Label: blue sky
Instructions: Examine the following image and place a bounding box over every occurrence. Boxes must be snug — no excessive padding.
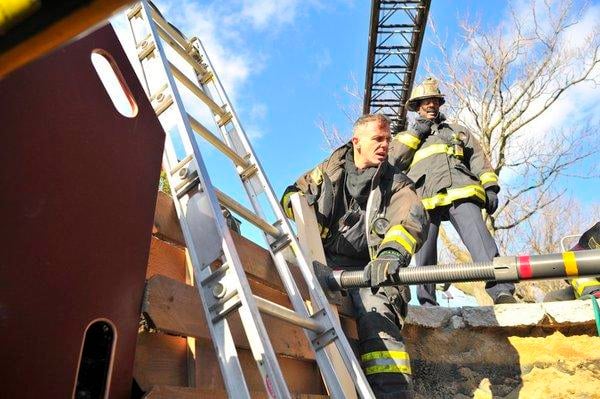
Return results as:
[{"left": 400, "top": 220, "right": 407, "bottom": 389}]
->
[
  {"left": 109, "top": 0, "right": 599, "bottom": 244},
  {"left": 106, "top": 0, "right": 598, "bottom": 307}
]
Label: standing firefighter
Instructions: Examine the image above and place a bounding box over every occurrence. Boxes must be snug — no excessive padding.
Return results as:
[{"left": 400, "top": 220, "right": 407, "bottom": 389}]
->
[
  {"left": 389, "top": 77, "right": 516, "bottom": 305},
  {"left": 281, "top": 114, "right": 428, "bottom": 398}
]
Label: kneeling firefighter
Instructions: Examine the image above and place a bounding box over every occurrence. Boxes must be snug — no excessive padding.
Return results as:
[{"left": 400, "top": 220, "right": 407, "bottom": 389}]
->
[
  {"left": 545, "top": 222, "right": 600, "bottom": 302},
  {"left": 281, "top": 114, "right": 429, "bottom": 398}
]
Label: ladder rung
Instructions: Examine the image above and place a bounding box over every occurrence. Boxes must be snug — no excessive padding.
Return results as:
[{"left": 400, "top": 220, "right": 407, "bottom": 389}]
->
[
  {"left": 170, "top": 63, "right": 228, "bottom": 119},
  {"left": 126, "top": 3, "right": 142, "bottom": 19},
  {"left": 169, "top": 154, "right": 194, "bottom": 175},
  {"left": 149, "top": 4, "right": 190, "bottom": 52},
  {"left": 208, "top": 288, "right": 242, "bottom": 323},
  {"left": 187, "top": 115, "right": 250, "bottom": 168},
  {"left": 155, "top": 25, "right": 211, "bottom": 79},
  {"left": 137, "top": 38, "right": 156, "bottom": 60},
  {"left": 214, "top": 189, "right": 280, "bottom": 238},
  {"left": 254, "top": 296, "right": 324, "bottom": 332},
  {"left": 174, "top": 170, "right": 200, "bottom": 199},
  {"left": 151, "top": 92, "right": 173, "bottom": 116}
]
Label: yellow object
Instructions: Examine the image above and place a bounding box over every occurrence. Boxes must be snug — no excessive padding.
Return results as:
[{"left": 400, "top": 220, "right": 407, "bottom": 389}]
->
[
  {"left": 361, "top": 350, "right": 412, "bottom": 375},
  {"left": 571, "top": 278, "right": 600, "bottom": 298},
  {"left": 393, "top": 133, "right": 421, "bottom": 149},
  {"left": 421, "top": 185, "right": 486, "bottom": 210},
  {"left": 410, "top": 143, "right": 462, "bottom": 167},
  {"left": 0, "top": 0, "right": 41, "bottom": 34},
  {"left": 309, "top": 167, "right": 323, "bottom": 185},
  {"left": 479, "top": 171, "right": 498, "bottom": 185},
  {"left": 381, "top": 225, "right": 417, "bottom": 255},
  {"left": 281, "top": 191, "right": 295, "bottom": 219},
  {"left": 562, "top": 251, "right": 579, "bottom": 277}
]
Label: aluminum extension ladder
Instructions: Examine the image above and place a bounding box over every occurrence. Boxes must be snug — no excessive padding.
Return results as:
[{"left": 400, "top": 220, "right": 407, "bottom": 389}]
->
[{"left": 126, "top": 1, "right": 375, "bottom": 397}]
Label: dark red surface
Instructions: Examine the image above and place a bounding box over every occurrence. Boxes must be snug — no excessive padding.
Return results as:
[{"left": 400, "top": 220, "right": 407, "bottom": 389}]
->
[{"left": 0, "top": 25, "right": 165, "bottom": 398}]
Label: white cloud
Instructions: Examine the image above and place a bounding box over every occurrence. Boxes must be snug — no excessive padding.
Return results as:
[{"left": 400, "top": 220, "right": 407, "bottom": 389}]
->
[
  {"left": 244, "top": 124, "right": 266, "bottom": 140},
  {"left": 154, "top": 0, "right": 252, "bottom": 102},
  {"left": 250, "top": 102, "right": 268, "bottom": 120},
  {"left": 238, "top": 0, "right": 302, "bottom": 30},
  {"left": 315, "top": 48, "right": 332, "bottom": 71}
]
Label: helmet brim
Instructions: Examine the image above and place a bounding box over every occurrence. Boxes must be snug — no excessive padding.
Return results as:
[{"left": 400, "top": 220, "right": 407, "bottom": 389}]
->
[{"left": 406, "top": 95, "right": 445, "bottom": 112}]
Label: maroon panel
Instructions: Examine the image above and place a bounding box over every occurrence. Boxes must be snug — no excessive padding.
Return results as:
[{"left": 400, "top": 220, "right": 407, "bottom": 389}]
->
[{"left": 0, "top": 25, "right": 165, "bottom": 399}]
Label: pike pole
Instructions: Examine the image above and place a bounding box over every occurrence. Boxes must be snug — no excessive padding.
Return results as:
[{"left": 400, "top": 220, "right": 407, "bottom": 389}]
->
[{"left": 325, "top": 249, "right": 600, "bottom": 291}]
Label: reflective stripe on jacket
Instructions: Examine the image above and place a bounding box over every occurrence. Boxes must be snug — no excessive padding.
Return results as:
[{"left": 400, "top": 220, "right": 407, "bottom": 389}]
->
[
  {"left": 389, "top": 121, "right": 499, "bottom": 210},
  {"left": 281, "top": 142, "right": 428, "bottom": 265}
]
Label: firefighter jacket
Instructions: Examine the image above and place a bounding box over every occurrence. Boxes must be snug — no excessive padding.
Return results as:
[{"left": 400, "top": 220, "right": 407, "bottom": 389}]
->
[
  {"left": 281, "top": 142, "right": 428, "bottom": 269},
  {"left": 389, "top": 116, "right": 499, "bottom": 210}
]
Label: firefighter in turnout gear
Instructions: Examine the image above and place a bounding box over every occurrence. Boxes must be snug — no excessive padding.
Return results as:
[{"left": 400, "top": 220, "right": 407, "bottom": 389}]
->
[
  {"left": 282, "top": 114, "right": 428, "bottom": 398},
  {"left": 389, "top": 77, "right": 516, "bottom": 305},
  {"left": 545, "top": 222, "right": 600, "bottom": 302}
]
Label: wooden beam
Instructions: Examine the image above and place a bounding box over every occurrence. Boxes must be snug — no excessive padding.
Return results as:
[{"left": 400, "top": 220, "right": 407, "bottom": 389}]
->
[
  {"left": 153, "top": 191, "right": 186, "bottom": 246},
  {"left": 147, "top": 236, "right": 187, "bottom": 282},
  {"left": 133, "top": 332, "right": 188, "bottom": 392},
  {"left": 192, "top": 340, "right": 326, "bottom": 395},
  {"left": 143, "top": 275, "right": 315, "bottom": 360}
]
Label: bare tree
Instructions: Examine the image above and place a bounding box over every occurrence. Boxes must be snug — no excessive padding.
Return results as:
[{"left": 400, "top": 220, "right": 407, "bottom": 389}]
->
[
  {"left": 316, "top": 72, "right": 364, "bottom": 148},
  {"left": 419, "top": 0, "right": 600, "bottom": 303},
  {"left": 426, "top": 0, "right": 600, "bottom": 234}
]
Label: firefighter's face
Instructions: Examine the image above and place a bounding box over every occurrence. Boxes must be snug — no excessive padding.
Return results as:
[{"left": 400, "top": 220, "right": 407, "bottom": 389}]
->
[
  {"left": 353, "top": 121, "right": 391, "bottom": 168},
  {"left": 417, "top": 97, "right": 441, "bottom": 120}
]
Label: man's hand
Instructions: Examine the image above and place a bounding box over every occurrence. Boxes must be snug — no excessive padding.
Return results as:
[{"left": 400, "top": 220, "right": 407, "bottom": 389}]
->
[
  {"left": 578, "top": 222, "right": 600, "bottom": 250},
  {"left": 412, "top": 116, "right": 434, "bottom": 138},
  {"left": 363, "top": 250, "right": 410, "bottom": 290},
  {"left": 485, "top": 189, "right": 498, "bottom": 214},
  {"left": 364, "top": 258, "right": 401, "bottom": 288}
]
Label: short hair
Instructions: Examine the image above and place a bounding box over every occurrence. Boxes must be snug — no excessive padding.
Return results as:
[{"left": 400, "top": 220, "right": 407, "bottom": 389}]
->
[{"left": 352, "top": 114, "right": 391, "bottom": 136}]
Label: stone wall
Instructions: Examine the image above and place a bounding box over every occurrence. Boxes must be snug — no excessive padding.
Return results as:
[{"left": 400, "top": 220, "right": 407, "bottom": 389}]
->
[{"left": 403, "top": 301, "right": 600, "bottom": 398}]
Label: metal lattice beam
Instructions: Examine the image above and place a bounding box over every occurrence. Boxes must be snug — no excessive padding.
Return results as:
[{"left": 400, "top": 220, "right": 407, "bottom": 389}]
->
[{"left": 363, "top": 0, "right": 431, "bottom": 132}]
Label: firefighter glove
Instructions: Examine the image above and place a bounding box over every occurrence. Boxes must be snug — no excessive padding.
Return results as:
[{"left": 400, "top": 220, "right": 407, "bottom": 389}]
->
[
  {"left": 485, "top": 189, "right": 498, "bottom": 214},
  {"left": 412, "top": 116, "right": 434, "bottom": 138},
  {"left": 364, "top": 249, "right": 410, "bottom": 291},
  {"left": 578, "top": 222, "right": 600, "bottom": 250}
]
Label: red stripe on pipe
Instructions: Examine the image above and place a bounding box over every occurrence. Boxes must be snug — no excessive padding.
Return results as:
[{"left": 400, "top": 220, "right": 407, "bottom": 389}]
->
[{"left": 518, "top": 255, "right": 533, "bottom": 279}]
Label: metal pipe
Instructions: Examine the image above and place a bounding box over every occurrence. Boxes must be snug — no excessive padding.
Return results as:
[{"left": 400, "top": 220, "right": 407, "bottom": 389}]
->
[
  {"left": 254, "top": 296, "right": 324, "bottom": 333},
  {"left": 328, "top": 249, "right": 600, "bottom": 290},
  {"left": 214, "top": 188, "right": 281, "bottom": 238}
]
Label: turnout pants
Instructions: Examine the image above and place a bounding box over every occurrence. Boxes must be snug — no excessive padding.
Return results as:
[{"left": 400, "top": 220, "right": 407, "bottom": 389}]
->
[
  {"left": 348, "top": 286, "right": 412, "bottom": 399},
  {"left": 415, "top": 200, "right": 515, "bottom": 305}
]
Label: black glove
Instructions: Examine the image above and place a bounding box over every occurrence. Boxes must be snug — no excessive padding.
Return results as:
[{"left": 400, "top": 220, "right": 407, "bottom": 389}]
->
[
  {"left": 485, "top": 189, "right": 498, "bottom": 214},
  {"left": 363, "top": 249, "right": 410, "bottom": 290},
  {"left": 578, "top": 222, "right": 600, "bottom": 250},
  {"left": 411, "top": 116, "right": 434, "bottom": 138}
]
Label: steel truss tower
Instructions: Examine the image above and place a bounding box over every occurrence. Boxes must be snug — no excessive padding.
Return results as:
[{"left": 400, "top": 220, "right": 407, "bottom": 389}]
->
[{"left": 363, "top": 0, "right": 431, "bottom": 132}]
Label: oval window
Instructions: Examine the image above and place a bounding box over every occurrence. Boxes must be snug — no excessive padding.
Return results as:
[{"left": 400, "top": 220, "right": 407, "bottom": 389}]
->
[
  {"left": 74, "top": 320, "right": 115, "bottom": 399},
  {"left": 91, "top": 50, "right": 138, "bottom": 118}
]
